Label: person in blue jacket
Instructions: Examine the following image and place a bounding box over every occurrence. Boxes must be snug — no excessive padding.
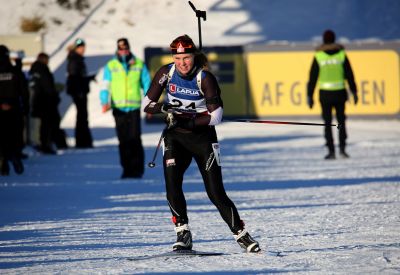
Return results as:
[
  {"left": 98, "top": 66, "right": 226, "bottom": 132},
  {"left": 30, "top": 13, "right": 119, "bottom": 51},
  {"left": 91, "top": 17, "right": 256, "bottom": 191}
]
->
[{"left": 100, "top": 38, "right": 151, "bottom": 178}]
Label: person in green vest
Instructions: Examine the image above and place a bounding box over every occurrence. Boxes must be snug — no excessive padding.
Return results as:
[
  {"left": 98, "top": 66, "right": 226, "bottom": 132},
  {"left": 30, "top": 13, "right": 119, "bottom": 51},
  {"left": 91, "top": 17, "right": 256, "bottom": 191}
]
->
[
  {"left": 307, "top": 29, "right": 358, "bottom": 159},
  {"left": 100, "top": 38, "right": 151, "bottom": 178}
]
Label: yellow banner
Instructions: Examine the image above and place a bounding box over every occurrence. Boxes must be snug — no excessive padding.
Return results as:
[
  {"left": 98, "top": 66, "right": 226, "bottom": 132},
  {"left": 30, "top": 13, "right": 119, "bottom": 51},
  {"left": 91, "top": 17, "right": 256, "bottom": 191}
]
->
[{"left": 247, "top": 50, "right": 400, "bottom": 116}]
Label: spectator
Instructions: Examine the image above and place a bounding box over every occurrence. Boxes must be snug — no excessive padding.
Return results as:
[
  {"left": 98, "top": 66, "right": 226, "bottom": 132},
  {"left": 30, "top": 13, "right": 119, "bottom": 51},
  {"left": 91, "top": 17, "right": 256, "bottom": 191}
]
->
[
  {"left": 11, "top": 50, "right": 29, "bottom": 159},
  {"left": 66, "top": 38, "right": 95, "bottom": 148},
  {"left": 29, "top": 52, "right": 67, "bottom": 154},
  {"left": 100, "top": 38, "right": 151, "bottom": 178},
  {"left": 0, "top": 45, "right": 28, "bottom": 175}
]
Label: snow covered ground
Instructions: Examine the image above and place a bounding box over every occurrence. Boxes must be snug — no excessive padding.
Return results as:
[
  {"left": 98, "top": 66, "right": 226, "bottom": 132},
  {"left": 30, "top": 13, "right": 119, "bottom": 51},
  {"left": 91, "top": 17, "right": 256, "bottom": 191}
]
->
[
  {"left": 1, "top": 0, "right": 400, "bottom": 274},
  {"left": 1, "top": 119, "right": 400, "bottom": 274}
]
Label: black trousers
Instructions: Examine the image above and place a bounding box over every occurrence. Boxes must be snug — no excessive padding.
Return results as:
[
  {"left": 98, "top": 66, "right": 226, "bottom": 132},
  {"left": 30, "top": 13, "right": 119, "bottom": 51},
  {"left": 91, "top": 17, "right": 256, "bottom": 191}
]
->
[
  {"left": 113, "top": 109, "right": 144, "bottom": 177},
  {"left": 39, "top": 105, "right": 62, "bottom": 149},
  {"left": 163, "top": 126, "right": 242, "bottom": 233},
  {"left": 72, "top": 95, "right": 93, "bottom": 148},
  {"left": 0, "top": 109, "right": 21, "bottom": 160},
  {"left": 319, "top": 89, "right": 348, "bottom": 152}
]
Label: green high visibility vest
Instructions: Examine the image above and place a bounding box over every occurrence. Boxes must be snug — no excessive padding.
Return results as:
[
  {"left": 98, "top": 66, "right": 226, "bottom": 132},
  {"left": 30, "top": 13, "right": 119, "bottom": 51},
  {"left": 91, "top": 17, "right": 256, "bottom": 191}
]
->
[
  {"left": 107, "top": 57, "right": 144, "bottom": 109},
  {"left": 315, "top": 50, "right": 346, "bottom": 90}
]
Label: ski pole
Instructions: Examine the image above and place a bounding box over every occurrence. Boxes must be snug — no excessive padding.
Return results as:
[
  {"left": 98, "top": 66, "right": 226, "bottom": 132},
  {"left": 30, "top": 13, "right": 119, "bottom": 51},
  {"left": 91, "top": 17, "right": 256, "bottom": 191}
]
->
[
  {"left": 188, "top": 1, "right": 206, "bottom": 50},
  {"left": 225, "top": 119, "right": 340, "bottom": 128},
  {"left": 148, "top": 127, "right": 167, "bottom": 168}
]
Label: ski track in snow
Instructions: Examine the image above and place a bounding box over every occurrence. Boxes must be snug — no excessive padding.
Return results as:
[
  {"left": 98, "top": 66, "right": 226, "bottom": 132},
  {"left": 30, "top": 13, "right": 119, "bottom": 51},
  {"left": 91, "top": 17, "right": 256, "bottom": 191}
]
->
[{"left": 1, "top": 121, "right": 400, "bottom": 274}]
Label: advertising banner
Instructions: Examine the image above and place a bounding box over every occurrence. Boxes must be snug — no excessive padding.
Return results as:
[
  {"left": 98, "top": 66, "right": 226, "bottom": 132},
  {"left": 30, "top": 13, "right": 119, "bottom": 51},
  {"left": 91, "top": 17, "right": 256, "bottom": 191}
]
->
[{"left": 246, "top": 50, "right": 400, "bottom": 116}]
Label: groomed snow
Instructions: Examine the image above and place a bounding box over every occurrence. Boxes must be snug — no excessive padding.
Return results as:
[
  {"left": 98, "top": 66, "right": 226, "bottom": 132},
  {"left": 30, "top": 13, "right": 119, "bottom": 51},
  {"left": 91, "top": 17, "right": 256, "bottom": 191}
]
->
[{"left": 1, "top": 120, "right": 399, "bottom": 274}]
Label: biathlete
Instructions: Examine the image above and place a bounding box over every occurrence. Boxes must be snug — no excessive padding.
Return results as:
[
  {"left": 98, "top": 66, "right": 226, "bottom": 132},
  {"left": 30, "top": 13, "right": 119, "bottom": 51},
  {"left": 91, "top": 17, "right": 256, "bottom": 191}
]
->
[{"left": 142, "top": 34, "right": 260, "bottom": 253}]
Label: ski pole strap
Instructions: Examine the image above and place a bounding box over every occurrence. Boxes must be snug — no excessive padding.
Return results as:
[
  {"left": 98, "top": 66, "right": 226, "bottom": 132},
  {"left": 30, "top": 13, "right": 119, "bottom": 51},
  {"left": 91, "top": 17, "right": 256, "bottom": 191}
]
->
[{"left": 224, "top": 119, "right": 339, "bottom": 128}]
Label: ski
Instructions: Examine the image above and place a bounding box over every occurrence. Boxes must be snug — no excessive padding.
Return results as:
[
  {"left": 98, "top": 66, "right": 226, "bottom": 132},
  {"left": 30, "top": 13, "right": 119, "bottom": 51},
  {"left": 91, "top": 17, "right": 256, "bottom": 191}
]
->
[
  {"left": 267, "top": 251, "right": 286, "bottom": 257},
  {"left": 127, "top": 249, "right": 225, "bottom": 261}
]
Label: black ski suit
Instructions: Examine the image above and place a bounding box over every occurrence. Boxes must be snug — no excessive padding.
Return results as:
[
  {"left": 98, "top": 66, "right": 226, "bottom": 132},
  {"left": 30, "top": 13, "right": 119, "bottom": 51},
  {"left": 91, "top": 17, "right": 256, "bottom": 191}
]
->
[{"left": 144, "top": 63, "right": 244, "bottom": 233}]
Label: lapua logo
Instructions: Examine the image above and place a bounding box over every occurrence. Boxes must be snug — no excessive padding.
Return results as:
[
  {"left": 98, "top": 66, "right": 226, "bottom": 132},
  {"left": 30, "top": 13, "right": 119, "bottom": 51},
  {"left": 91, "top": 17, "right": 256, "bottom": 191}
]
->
[
  {"left": 169, "top": 84, "right": 177, "bottom": 93},
  {"left": 169, "top": 84, "right": 199, "bottom": 96}
]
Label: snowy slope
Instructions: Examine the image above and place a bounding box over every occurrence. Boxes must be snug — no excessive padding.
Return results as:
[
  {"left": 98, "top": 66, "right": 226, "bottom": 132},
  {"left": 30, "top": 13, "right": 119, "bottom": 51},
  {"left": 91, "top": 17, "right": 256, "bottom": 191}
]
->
[
  {"left": 1, "top": 120, "right": 399, "bottom": 274},
  {"left": 2, "top": 0, "right": 400, "bottom": 128}
]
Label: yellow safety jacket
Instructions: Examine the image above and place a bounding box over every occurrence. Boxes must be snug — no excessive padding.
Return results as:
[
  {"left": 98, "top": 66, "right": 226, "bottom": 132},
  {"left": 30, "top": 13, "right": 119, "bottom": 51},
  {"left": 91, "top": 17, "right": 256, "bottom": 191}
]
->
[
  {"left": 315, "top": 50, "right": 346, "bottom": 90},
  {"left": 106, "top": 58, "right": 144, "bottom": 109}
]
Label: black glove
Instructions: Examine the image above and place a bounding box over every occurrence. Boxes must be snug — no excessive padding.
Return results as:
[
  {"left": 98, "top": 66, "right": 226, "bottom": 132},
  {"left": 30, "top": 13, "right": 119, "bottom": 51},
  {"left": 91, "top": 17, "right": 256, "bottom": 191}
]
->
[
  {"left": 157, "top": 101, "right": 182, "bottom": 114},
  {"left": 307, "top": 96, "right": 314, "bottom": 109},
  {"left": 353, "top": 93, "right": 358, "bottom": 105},
  {"left": 165, "top": 113, "right": 195, "bottom": 130},
  {"left": 161, "top": 103, "right": 175, "bottom": 114}
]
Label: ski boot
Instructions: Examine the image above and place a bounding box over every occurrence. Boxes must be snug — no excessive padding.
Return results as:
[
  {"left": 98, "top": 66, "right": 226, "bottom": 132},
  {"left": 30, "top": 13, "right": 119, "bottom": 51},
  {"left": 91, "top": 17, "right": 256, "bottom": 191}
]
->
[
  {"left": 173, "top": 223, "right": 192, "bottom": 251},
  {"left": 10, "top": 156, "right": 24, "bottom": 174},
  {"left": 324, "top": 151, "right": 336, "bottom": 160},
  {"left": 339, "top": 148, "right": 350, "bottom": 159},
  {"left": 234, "top": 229, "right": 261, "bottom": 253},
  {"left": 0, "top": 158, "right": 9, "bottom": 176}
]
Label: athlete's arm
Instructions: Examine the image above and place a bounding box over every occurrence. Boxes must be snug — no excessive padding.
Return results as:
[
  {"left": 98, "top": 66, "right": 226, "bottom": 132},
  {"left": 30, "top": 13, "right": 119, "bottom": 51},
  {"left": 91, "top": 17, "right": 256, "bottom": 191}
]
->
[
  {"left": 142, "top": 65, "right": 170, "bottom": 114},
  {"left": 194, "top": 71, "right": 224, "bottom": 126}
]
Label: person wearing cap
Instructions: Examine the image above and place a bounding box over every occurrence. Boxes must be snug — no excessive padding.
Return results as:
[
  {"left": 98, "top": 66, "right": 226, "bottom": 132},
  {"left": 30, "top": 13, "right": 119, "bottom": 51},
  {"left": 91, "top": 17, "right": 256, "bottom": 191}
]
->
[
  {"left": 100, "top": 38, "right": 151, "bottom": 178},
  {"left": 142, "top": 34, "right": 261, "bottom": 253},
  {"left": 307, "top": 29, "right": 358, "bottom": 159},
  {"left": 0, "top": 45, "right": 28, "bottom": 175},
  {"left": 66, "top": 38, "right": 95, "bottom": 148}
]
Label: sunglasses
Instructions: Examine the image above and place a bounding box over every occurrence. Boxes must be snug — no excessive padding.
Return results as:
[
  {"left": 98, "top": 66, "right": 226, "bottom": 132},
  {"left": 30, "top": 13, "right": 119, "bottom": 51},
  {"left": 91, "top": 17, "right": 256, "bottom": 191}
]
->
[{"left": 170, "top": 42, "right": 195, "bottom": 54}]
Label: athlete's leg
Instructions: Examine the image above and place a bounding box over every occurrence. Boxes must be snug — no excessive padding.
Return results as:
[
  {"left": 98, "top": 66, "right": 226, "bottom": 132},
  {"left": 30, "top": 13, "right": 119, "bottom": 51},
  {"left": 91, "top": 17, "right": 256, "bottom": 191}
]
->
[
  {"left": 191, "top": 130, "right": 242, "bottom": 233},
  {"left": 192, "top": 130, "right": 260, "bottom": 252},
  {"left": 163, "top": 131, "right": 192, "bottom": 224}
]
